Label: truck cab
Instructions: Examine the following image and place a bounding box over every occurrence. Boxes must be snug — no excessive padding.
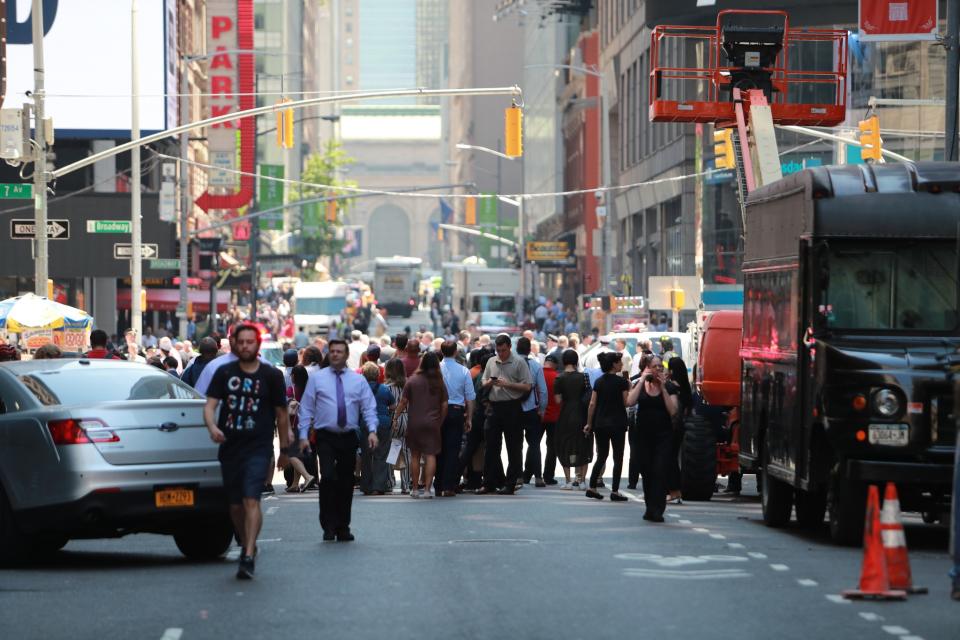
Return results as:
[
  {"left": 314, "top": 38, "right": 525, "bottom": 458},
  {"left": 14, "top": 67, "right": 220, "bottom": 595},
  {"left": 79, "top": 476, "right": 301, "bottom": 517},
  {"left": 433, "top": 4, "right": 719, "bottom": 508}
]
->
[{"left": 738, "top": 162, "right": 957, "bottom": 543}]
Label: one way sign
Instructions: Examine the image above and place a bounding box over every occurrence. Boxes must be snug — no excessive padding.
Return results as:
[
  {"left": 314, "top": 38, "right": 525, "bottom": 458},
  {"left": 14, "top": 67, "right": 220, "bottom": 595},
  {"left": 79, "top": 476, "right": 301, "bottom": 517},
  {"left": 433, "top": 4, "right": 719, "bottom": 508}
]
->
[
  {"left": 114, "top": 243, "right": 159, "bottom": 260},
  {"left": 10, "top": 219, "right": 70, "bottom": 240}
]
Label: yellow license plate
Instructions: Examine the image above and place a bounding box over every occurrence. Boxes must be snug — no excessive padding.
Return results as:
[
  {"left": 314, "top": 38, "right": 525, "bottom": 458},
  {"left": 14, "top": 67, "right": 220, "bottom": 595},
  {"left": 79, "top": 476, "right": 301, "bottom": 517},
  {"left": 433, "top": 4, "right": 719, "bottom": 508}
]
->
[{"left": 155, "top": 488, "right": 195, "bottom": 508}]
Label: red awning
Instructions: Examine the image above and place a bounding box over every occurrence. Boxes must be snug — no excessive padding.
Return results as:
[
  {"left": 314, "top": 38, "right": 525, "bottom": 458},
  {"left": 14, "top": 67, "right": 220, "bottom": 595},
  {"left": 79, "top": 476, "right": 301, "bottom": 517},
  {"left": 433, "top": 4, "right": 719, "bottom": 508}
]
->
[{"left": 117, "top": 289, "right": 231, "bottom": 313}]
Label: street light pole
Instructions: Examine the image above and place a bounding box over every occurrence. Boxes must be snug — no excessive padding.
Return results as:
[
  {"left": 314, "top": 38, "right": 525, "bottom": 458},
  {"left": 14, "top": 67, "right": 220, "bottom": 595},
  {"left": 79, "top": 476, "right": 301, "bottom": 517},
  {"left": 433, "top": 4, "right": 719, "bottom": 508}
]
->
[
  {"left": 130, "top": 0, "right": 143, "bottom": 340},
  {"left": 31, "top": 0, "right": 48, "bottom": 297},
  {"left": 178, "top": 57, "right": 191, "bottom": 340}
]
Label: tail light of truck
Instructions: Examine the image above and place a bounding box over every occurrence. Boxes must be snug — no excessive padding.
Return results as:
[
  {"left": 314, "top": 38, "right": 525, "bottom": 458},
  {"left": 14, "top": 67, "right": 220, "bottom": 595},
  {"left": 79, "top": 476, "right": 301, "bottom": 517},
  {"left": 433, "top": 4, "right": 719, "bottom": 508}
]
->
[{"left": 47, "top": 419, "right": 119, "bottom": 445}]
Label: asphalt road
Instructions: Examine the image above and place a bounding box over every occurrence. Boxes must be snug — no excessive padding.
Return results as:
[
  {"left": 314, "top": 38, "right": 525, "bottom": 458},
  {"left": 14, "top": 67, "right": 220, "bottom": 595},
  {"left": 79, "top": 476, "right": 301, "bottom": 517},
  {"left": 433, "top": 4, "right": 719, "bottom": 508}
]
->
[{"left": 1, "top": 471, "right": 956, "bottom": 640}]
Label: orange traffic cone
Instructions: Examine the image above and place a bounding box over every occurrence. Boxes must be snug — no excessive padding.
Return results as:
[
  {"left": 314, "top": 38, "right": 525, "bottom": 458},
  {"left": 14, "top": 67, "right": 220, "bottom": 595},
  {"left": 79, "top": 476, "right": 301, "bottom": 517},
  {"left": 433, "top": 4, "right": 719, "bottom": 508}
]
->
[
  {"left": 879, "top": 482, "right": 928, "bottom": 595},
  {"left": 843, "top": 484, "right": 907, "bottom": 600}
]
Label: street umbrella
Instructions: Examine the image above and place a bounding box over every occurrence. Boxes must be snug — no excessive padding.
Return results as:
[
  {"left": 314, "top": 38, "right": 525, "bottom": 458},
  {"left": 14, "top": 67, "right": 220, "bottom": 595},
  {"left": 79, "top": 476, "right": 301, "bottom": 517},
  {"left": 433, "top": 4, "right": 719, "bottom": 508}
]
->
[{"left": 0, "top": 293, "right": 93, "bottom": 332}]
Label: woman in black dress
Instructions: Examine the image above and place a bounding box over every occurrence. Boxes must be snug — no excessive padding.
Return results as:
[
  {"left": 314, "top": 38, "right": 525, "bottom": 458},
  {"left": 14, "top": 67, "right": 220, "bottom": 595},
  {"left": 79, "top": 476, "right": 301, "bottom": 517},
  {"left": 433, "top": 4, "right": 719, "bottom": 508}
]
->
[
  {"left": 553, "top": 349, "right": 593, "bottom": 489},
  {"left": 629, "top": 354, "right": 679, "bottom": 522},
  {"left": 583, "top": 351, "right": 630, "bottom": 502}
]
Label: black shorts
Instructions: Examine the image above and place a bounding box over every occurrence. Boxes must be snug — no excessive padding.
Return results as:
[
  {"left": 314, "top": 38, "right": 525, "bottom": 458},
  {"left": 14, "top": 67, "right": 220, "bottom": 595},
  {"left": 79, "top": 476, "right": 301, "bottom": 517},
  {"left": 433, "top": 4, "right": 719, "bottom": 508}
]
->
[{"left": 220, "top": 449, "right": 272, "bottom": 505}]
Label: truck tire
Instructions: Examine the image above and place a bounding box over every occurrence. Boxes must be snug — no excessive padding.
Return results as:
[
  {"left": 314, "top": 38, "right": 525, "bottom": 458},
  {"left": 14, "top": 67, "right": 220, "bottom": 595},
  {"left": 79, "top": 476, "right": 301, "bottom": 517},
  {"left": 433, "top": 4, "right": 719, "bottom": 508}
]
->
[
  {"left": 680, "top": 414, "right": 717, "bottom": 501},
  {"left": 828, "top": 474, "right": 865, "bottom": 546},
  {"left": 760, "top": 442, "right": 793, "bottom": 527},
  {"left": 174, "top": 518, "right": 235, "bottom": 561},
  {"left": 0, "top": 484, "right": 34, "bottom": 566},
  {"left": 794, "top": 488, "right": 827, "bottom": 529}
]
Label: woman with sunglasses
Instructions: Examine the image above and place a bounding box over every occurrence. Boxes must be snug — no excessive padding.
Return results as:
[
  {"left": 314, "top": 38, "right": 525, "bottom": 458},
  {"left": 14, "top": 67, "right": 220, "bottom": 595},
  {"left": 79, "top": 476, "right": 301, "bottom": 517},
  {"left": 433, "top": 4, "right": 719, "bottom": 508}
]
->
[{"left": 628, "top": 354, "right": 678, "bottom": 522}]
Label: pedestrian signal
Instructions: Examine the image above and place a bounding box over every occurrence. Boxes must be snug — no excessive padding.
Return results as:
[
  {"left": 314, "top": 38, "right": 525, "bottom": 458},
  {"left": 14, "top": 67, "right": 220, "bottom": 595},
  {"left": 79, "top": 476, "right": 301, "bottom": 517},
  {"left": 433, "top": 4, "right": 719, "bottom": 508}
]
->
[
  {"left": 713, "top": 128, "right": 735, "bottom": 170},
  {"left": 858, "top": 115, "right": 882, "bottom": 162},
  {"left": 326, "top": 198, "right": 337, "bottom": 223},
  {"left": 276, "top": 98, "right": 294, "bottom": 149},
  {"left": 505, "top": 105, "right": 523, "bottom": 158}
]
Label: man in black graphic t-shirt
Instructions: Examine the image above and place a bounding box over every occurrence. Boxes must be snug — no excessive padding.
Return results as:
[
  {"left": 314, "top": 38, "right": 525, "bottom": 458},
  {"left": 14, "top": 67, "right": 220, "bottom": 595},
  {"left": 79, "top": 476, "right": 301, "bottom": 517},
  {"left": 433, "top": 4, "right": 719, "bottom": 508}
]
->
[{"left": 205, "top": 324, "right": 288, "bottom": 580}]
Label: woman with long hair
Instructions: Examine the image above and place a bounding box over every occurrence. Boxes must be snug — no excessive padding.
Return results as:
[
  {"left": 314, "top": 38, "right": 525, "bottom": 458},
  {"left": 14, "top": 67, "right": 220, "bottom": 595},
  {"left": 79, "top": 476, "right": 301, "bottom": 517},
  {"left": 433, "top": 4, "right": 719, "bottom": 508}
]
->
[
  {"left": 383, "top": 358, "right": 410, "bottom": 493},
  {"left": 629, "top": 354, "right": 679, "bottom": 522},
  {"left": 583, "top": 351, "right": 630, "bottom": 501},
  {"left": 393, "top": 351, "right": 448, "bottom": 498},
  {"left": 553, "top": 349, "right": 593, "bottom": 489},
  {"left": 282, "top": 365, "right": 317, "bottom": 493},
  {"left": 665, "top": 357, "right": 693, "bottom": 504}
]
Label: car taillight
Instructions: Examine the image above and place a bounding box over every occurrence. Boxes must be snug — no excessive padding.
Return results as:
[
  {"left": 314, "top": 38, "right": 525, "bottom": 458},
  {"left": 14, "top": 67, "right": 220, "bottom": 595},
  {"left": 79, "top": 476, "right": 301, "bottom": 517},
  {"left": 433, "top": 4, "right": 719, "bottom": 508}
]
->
[{"left": 47, "top": 419, "right": 119, "bottom": 445}]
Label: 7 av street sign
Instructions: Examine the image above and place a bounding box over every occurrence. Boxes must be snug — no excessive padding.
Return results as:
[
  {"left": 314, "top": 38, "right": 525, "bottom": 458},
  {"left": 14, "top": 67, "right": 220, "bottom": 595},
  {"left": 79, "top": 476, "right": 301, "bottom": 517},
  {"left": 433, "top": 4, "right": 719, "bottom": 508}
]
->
[
  {"left": 10, "top": 219, "right": 70, "bottom": 240},
  {"left": 113, "top": 243, "right": 159, "bottom": 260}
]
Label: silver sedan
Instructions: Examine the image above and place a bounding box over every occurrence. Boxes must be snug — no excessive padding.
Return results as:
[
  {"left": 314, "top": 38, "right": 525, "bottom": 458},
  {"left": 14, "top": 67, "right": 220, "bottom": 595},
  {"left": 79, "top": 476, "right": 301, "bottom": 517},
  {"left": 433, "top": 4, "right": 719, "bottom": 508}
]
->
[{"left": 0, "top": 358, "right": 234, "bottom": 564}]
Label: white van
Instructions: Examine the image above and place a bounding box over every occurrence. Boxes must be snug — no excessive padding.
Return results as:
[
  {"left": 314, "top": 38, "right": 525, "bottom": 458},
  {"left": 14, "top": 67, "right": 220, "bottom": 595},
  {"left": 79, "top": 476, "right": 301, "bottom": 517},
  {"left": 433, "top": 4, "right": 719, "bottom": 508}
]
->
[{"left": 293, "top": 281, "right": 349, "bottom": 335}]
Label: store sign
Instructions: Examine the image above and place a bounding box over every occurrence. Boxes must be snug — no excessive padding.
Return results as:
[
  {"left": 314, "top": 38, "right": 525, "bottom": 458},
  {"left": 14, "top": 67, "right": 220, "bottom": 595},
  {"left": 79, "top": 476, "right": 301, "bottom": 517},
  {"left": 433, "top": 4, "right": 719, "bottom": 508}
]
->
[
  {"left": 526, "top": 240, "right": 575, "bottom": 267},
  {"left": 5, "top": 0, "right": 170, "bottom": 135},
  {"left": 859, "top": 0, "right": 938, "bottom": 41},
  {"left": 207, "top": 0, "right": 240, "bottom": 129}
]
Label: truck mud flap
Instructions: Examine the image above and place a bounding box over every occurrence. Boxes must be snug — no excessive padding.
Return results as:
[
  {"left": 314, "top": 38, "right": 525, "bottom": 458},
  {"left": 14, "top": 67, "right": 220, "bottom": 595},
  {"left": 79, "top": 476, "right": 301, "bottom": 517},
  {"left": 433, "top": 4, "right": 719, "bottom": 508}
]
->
[{"left": 846, "top": 460, "right": 953, "bottom": 484}]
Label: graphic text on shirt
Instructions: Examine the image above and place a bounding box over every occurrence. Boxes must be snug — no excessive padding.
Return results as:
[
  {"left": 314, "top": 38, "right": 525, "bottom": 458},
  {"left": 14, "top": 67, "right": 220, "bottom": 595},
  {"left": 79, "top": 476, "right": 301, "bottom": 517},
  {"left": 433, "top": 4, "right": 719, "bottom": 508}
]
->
[{"left": 225, "top": 375, "right": 262, "bottom": 431}]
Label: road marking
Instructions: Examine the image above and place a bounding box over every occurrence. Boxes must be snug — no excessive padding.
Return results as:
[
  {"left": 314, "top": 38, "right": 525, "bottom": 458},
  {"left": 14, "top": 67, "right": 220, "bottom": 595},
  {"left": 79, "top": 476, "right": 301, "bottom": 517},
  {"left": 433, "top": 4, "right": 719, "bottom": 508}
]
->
[
  {"left": 901, "top": 636, "right": 925, "bottom": 640},
  {"left": 266, "top": 506, "right": 279, "bottom": 516},
  {"left": 882, "top": 627, "right": 911, "bottom": 636},
  {"left": 618, "top": 489, "right": 644, "bottom": 503},
  {"left": 616, "top": 553, "right": 748, "bottom": 567},
  {"left": 160, "top": 629, "right": 183, "bottom": 640},
  {"left": 770, "top": 564, "right": 790, "bottom": 572},
  {"left": 797, "top": 579, "right": 818, "bottom": 587},
  {"left": 226, "top": 549, "right": 241, "bottom": 560},
  {"left": 623, "top": 568, "right": 751, "bottom": 580},
  {"left": 678, "top": 519, "right": 692, "bottom": 525},
  {"left": 727, "top": 542, "right": 745, "bottom": 549},
  {"left": 825, "top": 594, "right": 851, "bottom": 604},
  {"left": 666, "top": 513, "right": 680, "bottom": 518},
  {"left": 709, "top": 533, "right": 726, "bottom": 540},
  {"left": 693, "top": 527, "right": 710, "bottom": 533},
  {"left": 259, "top": 538, "right": 282, "bottom": 543},
  {"left": 859, "top": 612, "right": 883, "bottom": 622},
  {"left": 748, "top": 552, "right": 767, "bottom": 559}
]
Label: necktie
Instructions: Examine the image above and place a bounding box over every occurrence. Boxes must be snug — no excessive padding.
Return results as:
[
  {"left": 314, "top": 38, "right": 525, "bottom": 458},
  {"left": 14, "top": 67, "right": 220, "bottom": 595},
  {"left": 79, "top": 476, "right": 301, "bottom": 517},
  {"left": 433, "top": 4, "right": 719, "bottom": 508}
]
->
[{"left": 335, "top": 370, "right": 347, "bottom": 429}]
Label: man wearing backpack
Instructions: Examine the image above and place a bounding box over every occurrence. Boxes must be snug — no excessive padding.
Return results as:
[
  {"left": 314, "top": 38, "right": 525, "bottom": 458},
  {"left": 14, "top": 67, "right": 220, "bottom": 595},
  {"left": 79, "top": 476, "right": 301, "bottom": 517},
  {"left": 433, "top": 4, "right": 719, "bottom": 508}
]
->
[{"left": 517, "top": 337, "right": 548, "bottom": 488}]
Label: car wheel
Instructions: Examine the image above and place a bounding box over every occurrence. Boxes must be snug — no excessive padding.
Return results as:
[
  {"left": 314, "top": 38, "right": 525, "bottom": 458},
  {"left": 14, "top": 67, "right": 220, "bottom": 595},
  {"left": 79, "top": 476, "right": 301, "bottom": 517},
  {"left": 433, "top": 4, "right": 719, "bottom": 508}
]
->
[
  {"left": 174, "top": 518, "right": 234, "bottom": 560},
  {"left": 760, "top": 441, "right": 793, "bottom": 527},
  {"left": 0, "top": 485, "right": 34, "bottom": 566},
  {"left": 680, "top": 414, "right": 717, "bottom": 501},
  {"left": 794, "top": 488, "right": 827, "bottom": 529}
]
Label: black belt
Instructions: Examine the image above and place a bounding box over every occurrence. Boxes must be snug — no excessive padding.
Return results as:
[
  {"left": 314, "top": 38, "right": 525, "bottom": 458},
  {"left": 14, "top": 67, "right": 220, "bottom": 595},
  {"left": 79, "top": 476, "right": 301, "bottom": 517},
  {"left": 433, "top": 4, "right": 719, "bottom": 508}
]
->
[{"left": 448, "top": 404, "right": 465, "bottom": 410}]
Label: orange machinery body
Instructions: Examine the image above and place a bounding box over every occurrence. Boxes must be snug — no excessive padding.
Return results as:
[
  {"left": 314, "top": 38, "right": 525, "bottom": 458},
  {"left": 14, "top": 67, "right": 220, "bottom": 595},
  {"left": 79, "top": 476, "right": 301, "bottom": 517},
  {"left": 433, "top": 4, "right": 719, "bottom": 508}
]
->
[{"left": 697, "top": 309, "right": 744, "bottom": 476}]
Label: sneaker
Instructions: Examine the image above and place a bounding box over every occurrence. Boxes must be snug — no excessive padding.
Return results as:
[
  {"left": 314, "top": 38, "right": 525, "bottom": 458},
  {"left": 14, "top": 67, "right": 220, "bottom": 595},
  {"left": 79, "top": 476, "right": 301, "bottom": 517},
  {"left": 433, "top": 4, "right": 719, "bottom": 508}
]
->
[
  {"left": 236, "top": 555, "right": 255, "bottom": 580},
  {"left": 410, "top": 490, "right": 419, "bottom": 499},
  {"left": 571, "top": 480, "right": 580, "bottom": 490},
  {"left": 261, "top": 484, "right": 275, "bottom": 496},
  {"left": 667, "top": 496, "right": 683, "bottom": 505},
  {"left": 422, "top": 490, "right": 434, "bottom": 499},
  {"left": 559, "top": 481, "right": 573, "bottom": 490}
]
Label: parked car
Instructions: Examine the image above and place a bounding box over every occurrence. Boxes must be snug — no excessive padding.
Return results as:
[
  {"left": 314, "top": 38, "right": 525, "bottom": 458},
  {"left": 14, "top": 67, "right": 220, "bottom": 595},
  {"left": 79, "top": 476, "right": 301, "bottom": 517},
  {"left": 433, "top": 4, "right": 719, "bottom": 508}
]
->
[{"left": 0, "top": 358, "right": 233, "bottom": 564}]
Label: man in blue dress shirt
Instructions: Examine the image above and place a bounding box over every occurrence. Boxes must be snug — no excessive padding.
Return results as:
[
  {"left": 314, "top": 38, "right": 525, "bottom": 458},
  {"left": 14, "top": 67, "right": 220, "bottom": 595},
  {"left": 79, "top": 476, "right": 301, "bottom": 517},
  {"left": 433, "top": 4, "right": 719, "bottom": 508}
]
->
[
  {"left": 298, "top": 339, "right": 379, "bottom": 542},
  {"left": 437, "top": 341, "right": 476, "bottom": 496}
]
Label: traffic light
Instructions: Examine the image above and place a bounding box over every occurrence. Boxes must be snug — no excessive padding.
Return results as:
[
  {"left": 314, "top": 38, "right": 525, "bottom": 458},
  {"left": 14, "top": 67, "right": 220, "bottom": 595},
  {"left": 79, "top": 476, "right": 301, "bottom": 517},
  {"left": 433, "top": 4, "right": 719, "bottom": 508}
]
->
[
  {"left": 140, "top": 288, "right": 148, "bottom": 311},
  {"left": 670, "top": 289, "right": 685, "bottom": 310},
  {"left": 276, "top": 98, "right": 294, "bottom": 149},
  {"left": 713, "top": 128, "right": 735, "bottom": 170},
  {"left": 858, "top": 115, "right": 882, "bottom": 162},
  {"left": 465, "top": 197, "right": 477, "bottom": 225},
  {"left": 46, "top": 279, "right": 53, "bottom": 300},
  {"left": 505, "top": 105, "right": 523, "bottom": 157},
  {"left": 326, "top": 197, "right": 337, "bottom": 223}
]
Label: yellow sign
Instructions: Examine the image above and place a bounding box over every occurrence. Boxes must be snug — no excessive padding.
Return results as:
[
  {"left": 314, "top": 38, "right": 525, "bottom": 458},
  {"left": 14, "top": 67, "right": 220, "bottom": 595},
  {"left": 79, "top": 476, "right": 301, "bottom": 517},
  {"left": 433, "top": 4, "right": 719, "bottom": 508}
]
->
[{"left": 526, "top": 241, "right": 574, "bottom": 265}]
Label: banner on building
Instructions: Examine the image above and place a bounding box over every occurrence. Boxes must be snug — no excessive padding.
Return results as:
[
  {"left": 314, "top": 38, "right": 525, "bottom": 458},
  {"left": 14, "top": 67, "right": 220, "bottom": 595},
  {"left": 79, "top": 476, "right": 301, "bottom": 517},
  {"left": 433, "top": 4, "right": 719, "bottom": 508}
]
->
[
  {"left": 525, "top": 240, "right": 575, "bottom": 267},
  {"left": 258, "top": 164, "right": 285, "bottom": 230},
  {"left": 859, "top": 0, "right": 938, "bottom": 41}
]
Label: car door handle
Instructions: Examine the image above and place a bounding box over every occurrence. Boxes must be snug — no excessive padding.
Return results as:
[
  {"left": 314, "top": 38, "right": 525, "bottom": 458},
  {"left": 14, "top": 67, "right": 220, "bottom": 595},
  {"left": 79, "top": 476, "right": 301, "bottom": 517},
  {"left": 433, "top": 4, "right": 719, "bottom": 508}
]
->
[{"left": 159, "top": 422, "right": 180, "bottom": 432}]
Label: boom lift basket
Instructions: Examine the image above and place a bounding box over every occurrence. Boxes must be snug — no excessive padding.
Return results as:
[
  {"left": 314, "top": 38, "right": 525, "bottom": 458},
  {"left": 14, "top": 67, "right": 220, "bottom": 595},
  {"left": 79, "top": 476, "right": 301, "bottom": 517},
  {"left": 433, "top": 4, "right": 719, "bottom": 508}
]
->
[{"left": 649, "top": 10, "right": 847, "bottom": 127}]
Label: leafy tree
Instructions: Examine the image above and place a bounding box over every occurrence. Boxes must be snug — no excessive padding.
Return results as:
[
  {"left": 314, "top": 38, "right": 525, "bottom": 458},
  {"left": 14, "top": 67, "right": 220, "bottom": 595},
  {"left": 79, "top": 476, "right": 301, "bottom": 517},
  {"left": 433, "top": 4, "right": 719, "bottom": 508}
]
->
[{"left": 291, "top": 140, "right": 357, "bottom": 263}]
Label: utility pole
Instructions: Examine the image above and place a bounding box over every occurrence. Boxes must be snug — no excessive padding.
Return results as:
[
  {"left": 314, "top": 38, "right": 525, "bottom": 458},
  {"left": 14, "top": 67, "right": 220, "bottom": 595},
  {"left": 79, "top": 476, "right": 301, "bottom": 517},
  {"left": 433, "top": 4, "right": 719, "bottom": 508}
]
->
[
  {"left": 947, "top": 0, "right": 960, "bottom": 161},
  {"left": 178, "top": 57, "right": 191, "bottom": 339},
  {"left": 31, "top": 0, "right": 47, "bottom": 297},
  {"left": 130, "top": 0, "right": 143, "bottom": 339}
]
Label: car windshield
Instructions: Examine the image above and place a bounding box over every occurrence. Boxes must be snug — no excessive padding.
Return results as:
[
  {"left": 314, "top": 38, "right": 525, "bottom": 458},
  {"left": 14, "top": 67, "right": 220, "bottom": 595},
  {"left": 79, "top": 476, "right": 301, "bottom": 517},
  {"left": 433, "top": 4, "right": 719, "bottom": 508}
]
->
[
  {"left": 295, "top": 297, "right": 344, "bottom": 315},
  {"left": 478, "top": 311, "right": 516, "bottom": 326},
  {"left": 825, "top": 241, "right": 958, "bottom": 331},
  {"left": 472, "top": 296, "right": 516, "bottom": 313},
  {"left": 260, "top": 346, "right": 283, "bottom": 367},
  {"left": 19, "top": 368, "right": 202, "bottom": 406}
]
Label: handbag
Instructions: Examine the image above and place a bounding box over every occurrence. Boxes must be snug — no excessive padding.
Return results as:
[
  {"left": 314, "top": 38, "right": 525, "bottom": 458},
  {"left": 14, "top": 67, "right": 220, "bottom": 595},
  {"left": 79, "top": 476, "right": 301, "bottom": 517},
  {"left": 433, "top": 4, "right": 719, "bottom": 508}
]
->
[{"left": 388, "top": 384, "right": 408, "bottom": 439}]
